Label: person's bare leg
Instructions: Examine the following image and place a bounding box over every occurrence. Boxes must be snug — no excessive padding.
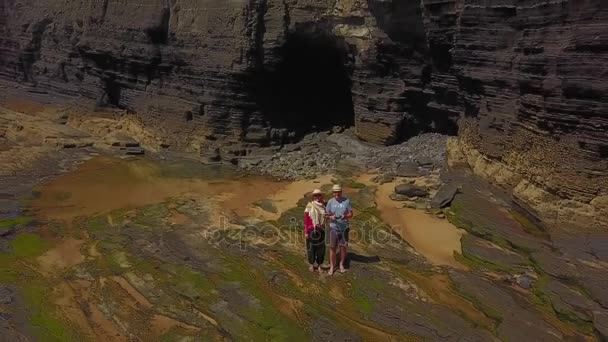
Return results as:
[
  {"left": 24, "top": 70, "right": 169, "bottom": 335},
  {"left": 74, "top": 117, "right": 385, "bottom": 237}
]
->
[
  {"left": 339, "top": 246, "right": 347, "bottom": 272},
  {"left": 329, "top": 247, "right": 336, "bottom": 275}
]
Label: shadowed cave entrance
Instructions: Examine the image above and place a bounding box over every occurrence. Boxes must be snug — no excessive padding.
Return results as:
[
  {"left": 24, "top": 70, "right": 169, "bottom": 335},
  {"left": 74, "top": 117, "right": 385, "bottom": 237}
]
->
[{"left": 255, "top": 28, "right": 355, "bottom": 136}]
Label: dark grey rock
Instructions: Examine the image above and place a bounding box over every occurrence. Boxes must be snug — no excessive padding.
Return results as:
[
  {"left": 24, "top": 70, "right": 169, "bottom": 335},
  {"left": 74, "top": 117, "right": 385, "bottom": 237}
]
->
[
  {"left": 416, "top": 156, "right": 435, "bottom": 168},
  {"left": 516, "top": 275, "right": 533, "bottom": 289},
  {"left": 461, "top": 234, "right": 528, "bottom": 268},
  {"left": 593, "top": 310, "right": 608, "bottom": 340},
  {"left": 450, "top": 271, "right": 563, "bottom": 342},
  {"left": 430, "top": 184, "right": 459, "bottom": 209},
  {"left": 0, "top": 287, "right": 14, "bottom": 305},
  {"left": 545, "top": 280, "right": 595, "bottom": 322},
  {"left": 531, "top": 251, "right": 579, "bottom": 280},
  {"left": 394, "top": 184, "right": 428, "bottom": 198},
  {"left": 396, "top": 162, "right": 420, "bottom": 177},
  {"left": 311, "top": 319, "right": 362, "bottom": 342},
  {"left": 389, "top": 193, "right": 410, "bottom": 201},
  {"left": 125, "top": 147, "right": 145, "bottom": 155},
  {"left": 281, "top": 143, "right": 302, "bottom": 153},
  {"left": 372, "top": 172, "right": 396, "bottom": 184},
  {"left": 331, "top": 126, "right": 345, "bottom": 134}
]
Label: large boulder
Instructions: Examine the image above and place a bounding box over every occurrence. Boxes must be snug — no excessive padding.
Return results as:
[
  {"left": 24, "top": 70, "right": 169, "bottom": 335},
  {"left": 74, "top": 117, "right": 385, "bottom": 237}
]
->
[
  {"left": 430, "top": 184, "right": 459, "bottom": 208},
  {"left": 394, "top": 184, "right": 428, "bottom": 198},
  {"left": 396, "top": 162, "right": 420, "bottom": 177}
]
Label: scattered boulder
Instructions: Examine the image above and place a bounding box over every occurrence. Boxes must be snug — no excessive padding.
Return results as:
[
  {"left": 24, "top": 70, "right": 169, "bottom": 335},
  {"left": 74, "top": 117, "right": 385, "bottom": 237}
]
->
[
  {"left": 396, "top": 162, "right": 420, "bottom": 177},
  {"left": 238, "top": 157, "right": 265, "bottom": 168},
  {"left": 125, "top": 147, "right": 145, "bottom": 155},
  {"left": 402, "top": 201, "right": 417, "bottom": 209},
  {"left": 416, "top": 156, "right": 435, "bottom": 168},
  {"left": 331, "top": 126, "right": 345, "bottom": 134},
  {"left": 394, "top": 184, "right": 428, "bottom": 198},
  {"left": 203, "top": 147, "right": 221, "bottom": 163},
  {"left": 513, "top": 274, "right": 534, "bottom": 289},
  {"left": 0, "top": 287, "right": 13, "bottom": 305},
  {"left": 430, "top": 184, "right": 459, "bottom": 209},
  {"left": 108, "top": 133, "right": 139, "bottom": 148},
  {"left": 54, "top": 112, "right": 69, "bottom": 125},
  {"left": 372, "top": 172, "right": 396, "bottom": 184},
  {"left": 389, "top": 193, "right": 410, "bottom": 201}
]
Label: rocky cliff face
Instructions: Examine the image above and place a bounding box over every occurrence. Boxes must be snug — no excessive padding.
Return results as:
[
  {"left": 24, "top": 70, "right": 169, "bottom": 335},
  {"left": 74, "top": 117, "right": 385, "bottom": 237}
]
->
[{"left": 1, "top": 0, "right": 607, "bottom": 228}]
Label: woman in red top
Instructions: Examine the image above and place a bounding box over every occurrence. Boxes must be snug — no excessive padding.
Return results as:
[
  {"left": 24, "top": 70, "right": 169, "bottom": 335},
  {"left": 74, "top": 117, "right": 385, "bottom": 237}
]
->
[{"left": 304, "top": 189, "right": 327, "bottom": 272}]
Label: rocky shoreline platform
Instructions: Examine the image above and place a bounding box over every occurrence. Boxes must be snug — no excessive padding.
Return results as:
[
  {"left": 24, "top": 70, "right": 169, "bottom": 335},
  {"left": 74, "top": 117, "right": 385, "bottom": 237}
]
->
[{"left": 1, "top": 104, "right": 608, "bottom": 341}]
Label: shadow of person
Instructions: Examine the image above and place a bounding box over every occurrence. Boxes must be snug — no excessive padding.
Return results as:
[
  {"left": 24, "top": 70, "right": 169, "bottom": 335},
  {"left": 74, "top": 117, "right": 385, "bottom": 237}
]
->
[{"left": 343, "top": 253, "right": 381, "bottom": 268}]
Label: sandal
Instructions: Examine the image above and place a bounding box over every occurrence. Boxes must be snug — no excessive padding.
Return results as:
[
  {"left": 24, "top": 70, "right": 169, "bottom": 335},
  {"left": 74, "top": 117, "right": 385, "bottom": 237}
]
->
[
  {"left": 339, "top": 265, "right": 346, "bottom": 273},
  {"left": 309, "top": 265, "right": 315, "bottom": 272},
  {"left": 328, "top": 268, "right": 334, "bottom": 276}
]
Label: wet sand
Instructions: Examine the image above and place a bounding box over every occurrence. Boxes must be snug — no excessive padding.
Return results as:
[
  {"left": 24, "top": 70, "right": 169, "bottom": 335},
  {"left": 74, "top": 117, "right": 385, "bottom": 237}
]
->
[
  {"left": 358, "top": 175, "right": 466, "bottom": 268},
  {"left": 31, "top": 157, "right": 285, "bottom": 221},
  {"left": 32, "top": 157, "right": 463, "bottom": 269},
  {"left": 251, "top": 175, "right": 334, "bottom": 220}
]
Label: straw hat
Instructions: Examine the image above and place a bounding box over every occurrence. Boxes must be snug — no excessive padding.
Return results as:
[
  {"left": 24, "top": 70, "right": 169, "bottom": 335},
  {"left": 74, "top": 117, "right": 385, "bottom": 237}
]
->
[
  {"left": 332, "top": 184, "right": 342, "bottom": 192},
  {"left": 312, "top": 189, "right": 323, "bottom": 195}
]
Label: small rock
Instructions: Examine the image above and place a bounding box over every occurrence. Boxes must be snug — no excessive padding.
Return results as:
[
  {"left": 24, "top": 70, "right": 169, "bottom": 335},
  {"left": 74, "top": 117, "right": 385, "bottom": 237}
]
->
[
  {"left": 331, "top": 126, "right": 345, "bottom": 134},
  {"left": 394, "top": 184, "right": 428, "bottom": 198},
  {"left": 55, "top": 112, "right": 69, "bottom": 125},
  {"left": 436, "top": 213, "right": 446, "bottom": 219},
  {"left": 416, "top": 156, "right": 435, "bottom": 168},
  {"left": 516, "top": 275, "right": 533, "bottom": 289},
  {"left": 0, "top": 287, "right": 14, "bottom": 305},
  {"left": 396, "top": 162, "right": 420, "bottom": 177},
  {"left": 125, "top": 147, "right": 145, "bottom": 155},
  {"left": 402, "top": 201, "right": 418, "bottom": 209},
  {"left": 389, "top": 193, "right": 410, "bottom": 201},
  {"left": 372, "top": 172, "right": 396, "bottom": 184}
]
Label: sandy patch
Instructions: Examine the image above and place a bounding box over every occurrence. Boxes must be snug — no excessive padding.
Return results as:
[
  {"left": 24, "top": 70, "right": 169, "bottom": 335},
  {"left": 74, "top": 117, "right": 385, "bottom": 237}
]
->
[
  {"left": 250, "top": 174, "right": 334, "bottom": 220},
  {"left": 54, "top": 280, "right": 128, "bottom": 341},
  {"left": 150, "top": 314, "right": 200, "bottom": 336},
  {"left": 111, "top": 276, "right": 153, "bottom": 309},
  {"left": 30, "top": 157, "right": 286, "bottom": 221},
  {"left": 358, "top": 174, "right": 466, "bottom": 268},
  {"left": 168, "top": 211, "right": 192, "bottom": 226},
  {"left": 37, "top": 238, "right": 85, "bottom": 274}
]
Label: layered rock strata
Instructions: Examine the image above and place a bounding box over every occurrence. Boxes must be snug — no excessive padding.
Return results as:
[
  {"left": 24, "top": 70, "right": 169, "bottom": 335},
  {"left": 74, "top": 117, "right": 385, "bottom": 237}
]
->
[{"left": 1, "top": 1, "right": 606, "bottom": 229}]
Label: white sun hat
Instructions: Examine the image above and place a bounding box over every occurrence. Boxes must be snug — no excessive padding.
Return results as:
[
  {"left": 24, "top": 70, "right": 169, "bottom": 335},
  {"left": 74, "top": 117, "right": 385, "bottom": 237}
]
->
[{"left": 332, "top": 184, "right": 342, "bottom": 192}]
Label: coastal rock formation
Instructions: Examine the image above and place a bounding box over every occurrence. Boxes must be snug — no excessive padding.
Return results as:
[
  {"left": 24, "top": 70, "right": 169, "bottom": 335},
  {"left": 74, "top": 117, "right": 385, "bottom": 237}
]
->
[{"left": 1, "top": 1, "right": 607, "bottom": 229}]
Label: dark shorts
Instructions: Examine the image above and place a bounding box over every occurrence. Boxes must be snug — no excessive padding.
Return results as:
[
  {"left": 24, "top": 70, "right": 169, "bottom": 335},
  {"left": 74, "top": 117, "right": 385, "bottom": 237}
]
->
[{"left": 329, "top": 229, "right": 349, "bottom": 248}]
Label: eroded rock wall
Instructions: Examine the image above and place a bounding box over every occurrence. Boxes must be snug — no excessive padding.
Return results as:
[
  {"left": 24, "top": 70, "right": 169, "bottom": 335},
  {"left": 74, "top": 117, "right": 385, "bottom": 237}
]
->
[
  {"left": 435, "top": 1, "right": 608, "bottom": 230},
  {"left": 1, "top": 0, "right": 607, "bottom": 228}
]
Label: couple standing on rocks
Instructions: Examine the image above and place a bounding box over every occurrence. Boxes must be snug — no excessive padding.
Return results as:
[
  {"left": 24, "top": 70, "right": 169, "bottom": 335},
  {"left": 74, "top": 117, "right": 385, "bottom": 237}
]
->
[{"left": 304, "top": 184, "right": 353, "bottom": 275}]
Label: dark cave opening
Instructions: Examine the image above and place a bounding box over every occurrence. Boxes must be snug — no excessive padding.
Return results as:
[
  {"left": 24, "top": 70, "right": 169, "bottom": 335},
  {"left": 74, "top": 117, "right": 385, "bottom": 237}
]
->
[
  {"left": 254, "top": 28, "right": 355, "bottom": 135},
  {"left": 102, "top": 77, "right": 122, "bottom": 108}
]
